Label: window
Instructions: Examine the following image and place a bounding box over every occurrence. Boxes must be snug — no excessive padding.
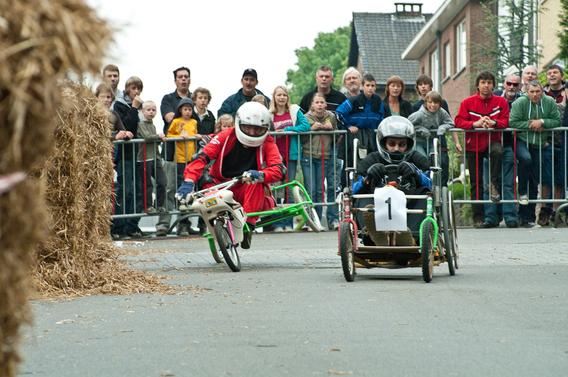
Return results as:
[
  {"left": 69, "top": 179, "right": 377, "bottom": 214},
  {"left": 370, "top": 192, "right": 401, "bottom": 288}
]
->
[
  {"left": 444, "top": 42, "right": 451, "bottom": 78},
  {"left": 430, "top": 49, "right": 439, "bottom": 91},
  {"left": 456, "top": 20, "right": 467, "bottom": 72}
]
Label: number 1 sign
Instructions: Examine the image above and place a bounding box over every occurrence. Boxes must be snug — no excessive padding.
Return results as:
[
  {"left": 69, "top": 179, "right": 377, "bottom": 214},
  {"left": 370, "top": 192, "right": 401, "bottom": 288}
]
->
[{"left": 373, "top": 186, "right": 407, "bottom": 231}]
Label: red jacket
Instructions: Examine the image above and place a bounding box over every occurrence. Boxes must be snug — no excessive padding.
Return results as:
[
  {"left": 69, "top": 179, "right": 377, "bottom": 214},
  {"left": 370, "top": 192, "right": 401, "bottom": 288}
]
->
[
  {"left": 183, "top": 128, "right": 284, "bottom": 184},
  {"left": 455, "top": 93, "right": 509, "bottom": 152}
]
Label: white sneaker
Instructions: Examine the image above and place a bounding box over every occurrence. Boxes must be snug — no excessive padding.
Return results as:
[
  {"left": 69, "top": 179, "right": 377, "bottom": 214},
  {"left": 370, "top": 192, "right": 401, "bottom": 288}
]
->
[
  {"left": 518, "top": 194, "right": 529, "bottom": 206},
  {"left": 329, "top": 219, "right": 340, "bottom": 231},
  {"left": 273, "top": 226, "right": 285, "bottom": 233},
  {"left": 284, "top": 225, "right": 294, "bottom": 232}
]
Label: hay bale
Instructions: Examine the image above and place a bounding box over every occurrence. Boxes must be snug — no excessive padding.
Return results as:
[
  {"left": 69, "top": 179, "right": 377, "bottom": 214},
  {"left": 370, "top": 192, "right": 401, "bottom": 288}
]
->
[
  {"left": 37, "top": 84, "right": 166, "bottom": 296},
  {"left": 0, "top": 1, "right": 111, "bottom": 375}
]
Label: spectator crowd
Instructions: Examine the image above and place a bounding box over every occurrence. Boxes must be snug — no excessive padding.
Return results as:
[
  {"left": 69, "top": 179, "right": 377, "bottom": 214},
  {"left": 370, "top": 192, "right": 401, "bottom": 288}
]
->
[{"left": 95, "top": 63, "right": 568, "bottom": 239}]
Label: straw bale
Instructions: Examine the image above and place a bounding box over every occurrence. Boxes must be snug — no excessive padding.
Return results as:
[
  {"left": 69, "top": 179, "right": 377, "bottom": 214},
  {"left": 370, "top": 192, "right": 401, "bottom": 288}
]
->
[
  {"left": 36, "top": 84, "right": 167, "bottom": 296},
  {"left": 0, "top": 1, "right": 112, "bottom": 375}
]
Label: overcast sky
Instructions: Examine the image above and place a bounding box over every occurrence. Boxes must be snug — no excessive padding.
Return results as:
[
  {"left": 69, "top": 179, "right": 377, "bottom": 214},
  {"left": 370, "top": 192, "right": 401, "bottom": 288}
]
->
[{"left": 88, "top": 0, "right": 444, "bottom": 127}]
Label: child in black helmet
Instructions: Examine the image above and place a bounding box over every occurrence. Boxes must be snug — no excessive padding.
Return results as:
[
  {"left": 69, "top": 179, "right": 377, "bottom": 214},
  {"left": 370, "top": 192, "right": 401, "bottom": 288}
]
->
[{"left": 355, "top": 116, "right": 431, "bottom": 246}]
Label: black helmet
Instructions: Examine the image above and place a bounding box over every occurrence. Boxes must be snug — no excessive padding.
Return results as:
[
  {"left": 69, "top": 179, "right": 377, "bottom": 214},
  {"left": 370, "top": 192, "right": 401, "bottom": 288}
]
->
[{"left": 376, "top": 116, "right": 415, "bottom": 163}]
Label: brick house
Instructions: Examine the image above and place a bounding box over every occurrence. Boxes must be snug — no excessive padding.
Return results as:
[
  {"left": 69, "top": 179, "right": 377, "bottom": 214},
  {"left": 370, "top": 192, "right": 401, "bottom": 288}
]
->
[
  {"left": 401, "top": 0, "right": 492, "bottom": 115},
  {"left": 348, "top": 3, "right": 432, "bottom": 101}
]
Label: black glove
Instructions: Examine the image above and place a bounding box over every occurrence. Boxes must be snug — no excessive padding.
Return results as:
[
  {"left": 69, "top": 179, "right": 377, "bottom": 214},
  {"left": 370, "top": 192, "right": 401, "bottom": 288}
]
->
[
  {"left": 398, "top": 161, "right": 418, "bottom": 190},
  {"left": 366, "top": 163, "right": 386, "bottom": 185}
]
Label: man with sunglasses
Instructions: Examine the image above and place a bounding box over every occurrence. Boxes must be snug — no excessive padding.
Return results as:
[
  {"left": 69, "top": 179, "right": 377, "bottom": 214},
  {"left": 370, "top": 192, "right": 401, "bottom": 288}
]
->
[{"left": 176, "top": 102, "right": 285, "bottom": 248}]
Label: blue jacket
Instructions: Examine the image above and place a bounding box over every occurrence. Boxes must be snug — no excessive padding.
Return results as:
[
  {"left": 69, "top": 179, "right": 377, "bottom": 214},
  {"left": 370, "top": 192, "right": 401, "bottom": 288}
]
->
[
  {"left": 336, "top": 93, "right": 389, "bottom": 130},
  {"left": 218, "top": 88, "right": 270, "bottom": 117}
]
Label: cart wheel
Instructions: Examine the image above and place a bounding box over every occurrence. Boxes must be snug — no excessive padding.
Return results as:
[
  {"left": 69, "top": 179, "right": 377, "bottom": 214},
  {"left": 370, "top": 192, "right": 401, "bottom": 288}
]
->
[
  {"left": 421, "top": 222, "right": 434, "bottom": 283},
  {"left": 447, "top": 189, "right": 459, "bottom": 270},
  {"left": 207, "top": 234, "right": 223, "bottom": 263},
  {"left": 292, "top": 185, "right": 323, "bottom": 232},
  {"left": 214, "top": 218, "right": 241, "bottom": 272},
  {"left": 339, "top": 222, "right": 356, "bottom": 282},
  {"left": 441, "top": 187, "right": 456, "bottom": 276}
]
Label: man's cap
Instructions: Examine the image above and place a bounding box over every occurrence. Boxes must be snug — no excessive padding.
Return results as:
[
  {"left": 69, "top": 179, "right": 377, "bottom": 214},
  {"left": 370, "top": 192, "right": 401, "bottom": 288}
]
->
[{"left": 242, "top": 68, "right": 258, "bottom": 80}]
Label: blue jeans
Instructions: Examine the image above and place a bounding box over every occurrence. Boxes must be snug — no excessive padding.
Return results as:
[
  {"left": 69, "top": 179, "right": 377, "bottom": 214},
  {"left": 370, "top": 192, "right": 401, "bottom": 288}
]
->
[
  {"left": 483, "top": 146, "right": 518, "bottom": 225},
  {"left": 300, "top": 157, "right": 341, "bottom": 225},
  {"left": 516, "top": 142, "right": 548, "bottom": 222}
]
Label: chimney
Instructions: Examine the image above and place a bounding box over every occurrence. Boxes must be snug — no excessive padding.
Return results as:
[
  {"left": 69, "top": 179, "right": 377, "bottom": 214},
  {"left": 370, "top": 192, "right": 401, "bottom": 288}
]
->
[{"left": 394, "top": 2, "right": 423, "bottom": 17}]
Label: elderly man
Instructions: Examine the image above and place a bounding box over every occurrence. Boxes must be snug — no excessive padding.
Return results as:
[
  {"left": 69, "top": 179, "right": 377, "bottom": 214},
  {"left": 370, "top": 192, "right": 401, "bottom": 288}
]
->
[
  {"left": 521, "top": 65, "right": 538, "bottom": 94},
  {"left": 340, "top": 67, "right": 362, "bottom": 98},
  {"left": 218, "top": 68, "right": 270, "bottom": 117},
  {"left": 509, "top": 80, "right": 561, "bottom": 227}
]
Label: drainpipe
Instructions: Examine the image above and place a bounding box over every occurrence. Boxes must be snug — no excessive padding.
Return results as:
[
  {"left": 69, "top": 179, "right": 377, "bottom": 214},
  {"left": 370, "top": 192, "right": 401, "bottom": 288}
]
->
[{"left": 436, "top": 30, "right": 443, "bottom": 96}]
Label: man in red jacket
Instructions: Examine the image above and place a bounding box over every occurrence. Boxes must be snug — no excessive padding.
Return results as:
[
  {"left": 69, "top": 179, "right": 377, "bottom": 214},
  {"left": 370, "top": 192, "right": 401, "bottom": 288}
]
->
[
  {"left": 176, "top": 101, "right": 285, "bottom": 248},
  {"left": 455, "top": 71, "right": 510, "bottom": 228}
]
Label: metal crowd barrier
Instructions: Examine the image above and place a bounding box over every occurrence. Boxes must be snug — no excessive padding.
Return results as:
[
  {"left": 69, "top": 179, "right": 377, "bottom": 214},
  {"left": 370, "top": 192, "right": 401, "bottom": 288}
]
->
[{"left": 111, "top": 128, "right": 568, "bottom": 225}]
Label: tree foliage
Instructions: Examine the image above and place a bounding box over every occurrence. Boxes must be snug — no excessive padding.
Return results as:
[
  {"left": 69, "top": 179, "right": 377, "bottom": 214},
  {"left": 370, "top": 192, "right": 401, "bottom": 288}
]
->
[
  {"left": 474, "top": 0, "right": 540, "bottom": 78},
  {"left": 286, "top": 26, "right": 350, "bottom": 104},
  {"left": 559, "top": 0, "right": 568, "bottom": 62}
]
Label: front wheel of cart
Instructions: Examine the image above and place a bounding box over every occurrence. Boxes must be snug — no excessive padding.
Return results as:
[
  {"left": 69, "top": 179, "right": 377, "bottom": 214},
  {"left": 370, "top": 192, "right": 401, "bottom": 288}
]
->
[
  {"left": 214, "top": 217, "right": 241, "bottom": 272},
  {"left": 421, "top": 222, "right": 434, "bottom": 283},
  {"left": 292, "top": 185, "right": 323, "bottom": 232},
  {"left": 339, "top": 222, "right": 356, "bottom": 282}
]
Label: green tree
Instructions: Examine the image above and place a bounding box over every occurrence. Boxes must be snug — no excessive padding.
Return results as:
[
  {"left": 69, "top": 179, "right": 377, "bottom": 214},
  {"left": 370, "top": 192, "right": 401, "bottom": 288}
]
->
[
  {"left": 474, "top": 0, "right": 541, "bottom": 79},
  {"left": 559, "top": 0, "right": 568, "bottom": 62},
  {"left": 286, "top": 26, "right": 350, "bottom": 104}
]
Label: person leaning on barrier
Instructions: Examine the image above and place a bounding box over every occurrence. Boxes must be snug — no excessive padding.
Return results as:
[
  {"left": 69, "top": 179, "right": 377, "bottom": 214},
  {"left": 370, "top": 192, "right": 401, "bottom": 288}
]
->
[
  {"left": 455, "top": 71, "right": 509, "bottom": 228},
  {"left": 355, "top": 116, "right": 431, "bottom": 246},
  {"left": 541, "top": 64, "right": 568, "bottom": 226},
  {"left": 176, "top": 102, "right": 285, "bottom": 249},
  {"left": 300, "top": 93, "right": 341, "bottom": 230},
  {"left": 509, "top": 80, "right": 561, "bottom": 228},
  {"left": 111, "top": 76, "right": 145, "bottom": 239}
]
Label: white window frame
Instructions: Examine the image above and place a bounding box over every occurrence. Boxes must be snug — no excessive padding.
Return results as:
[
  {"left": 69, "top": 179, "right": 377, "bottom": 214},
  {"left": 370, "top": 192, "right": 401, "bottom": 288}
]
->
[
  {"left": 430, "top": 49, "right": 439, "bottom": 91},
  {"left": 444, "top": 42, "right": 451, "bottom": 78},
  {"left": 456, "top": 20, "right": 467, "bottom": 72}
]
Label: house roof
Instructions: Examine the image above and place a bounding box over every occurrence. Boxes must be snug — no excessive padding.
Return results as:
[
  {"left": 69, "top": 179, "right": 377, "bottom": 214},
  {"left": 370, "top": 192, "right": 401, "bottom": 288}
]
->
[
  {"left": 402, "top": 0, "right": 468, "bottom": 60},
  {"left": 349, "top": 11, "right": 432, "bottom": 86}
]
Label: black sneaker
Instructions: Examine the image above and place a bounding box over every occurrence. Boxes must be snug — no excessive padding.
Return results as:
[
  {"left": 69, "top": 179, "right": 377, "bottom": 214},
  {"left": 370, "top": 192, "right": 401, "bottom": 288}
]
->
[
  {"left": 537, "top": 209, "right": 552, "bottom": 226},
  {"left": 520, "top": 220, "right": 535, "bottom": 228},
  {"left": 241, "top": 223, "right": 254, "bottom": 249},
  {"left": 505, "top": 222, "right": 519, "bottom": 228}
]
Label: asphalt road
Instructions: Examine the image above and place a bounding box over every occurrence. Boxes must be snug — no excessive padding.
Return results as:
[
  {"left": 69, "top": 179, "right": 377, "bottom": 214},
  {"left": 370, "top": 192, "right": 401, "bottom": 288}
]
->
[{"left": 20, "top": 227, "right": 568, "bottom": 377}]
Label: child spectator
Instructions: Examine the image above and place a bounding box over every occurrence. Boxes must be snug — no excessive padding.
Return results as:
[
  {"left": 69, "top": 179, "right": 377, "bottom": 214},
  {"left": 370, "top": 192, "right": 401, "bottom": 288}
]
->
[
  {"left": 408, "top": 90, "right": 457, "bottom": 186},
  {"left": 251, "top": 94, "right": 268, "bottom": 108},
  {"left": 95, "top": 83, "right": 132, "bottom": 141},
  {"left": 301, "top": 93, "right": 340, "bottom": 230},
  {"left": 111, "top": 76, "right": 145, "bottom": 238},
  {"left": 137, "top": 100, "right": 169, "bottom": 236},
  {"left": 166, "top": 98, "right": 201, "bottom": 236},
  {"left": 192, "top": 87, "right": 216, "bottom": 135}
]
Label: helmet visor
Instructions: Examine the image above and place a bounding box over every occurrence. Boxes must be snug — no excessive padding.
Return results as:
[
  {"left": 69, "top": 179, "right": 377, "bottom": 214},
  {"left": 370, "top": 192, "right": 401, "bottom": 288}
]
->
[{"left": 239, "top": 123, "right": 268, "bottom": 137}]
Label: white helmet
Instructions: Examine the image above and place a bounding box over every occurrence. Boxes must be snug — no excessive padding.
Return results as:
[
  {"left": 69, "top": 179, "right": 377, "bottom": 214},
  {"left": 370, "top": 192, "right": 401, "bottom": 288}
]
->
[
  {"left": 235, "top": 101, "right": 271, "bottom": 147},
  {"left": 376, "top": 116, "right": 415, "bottom": 163}
]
